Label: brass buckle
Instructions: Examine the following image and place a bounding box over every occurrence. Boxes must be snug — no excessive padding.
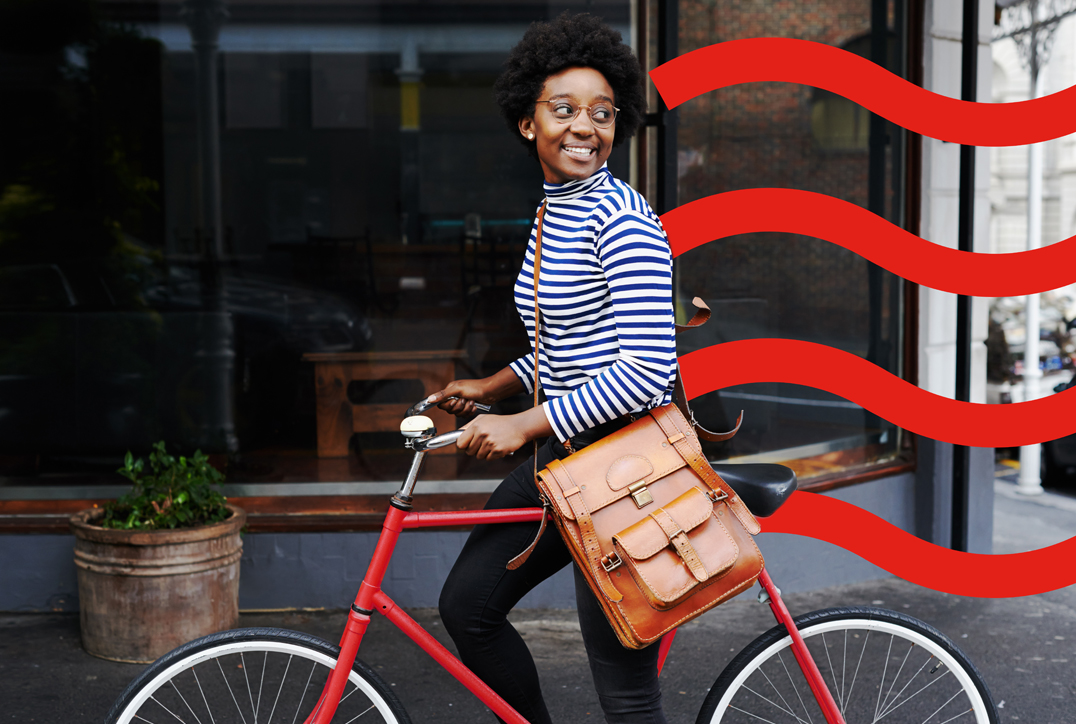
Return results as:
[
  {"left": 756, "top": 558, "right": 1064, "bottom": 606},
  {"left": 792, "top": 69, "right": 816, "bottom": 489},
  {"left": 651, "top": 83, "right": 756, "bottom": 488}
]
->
[
  {"left": 628, "top": 480, "right": 654, "bottom": 508},
  {"left": 706, "top": 489, "right": 728, "bottom": 503},
  {"left": 601, "top": 553, "right": 622, "bottom": 571}
]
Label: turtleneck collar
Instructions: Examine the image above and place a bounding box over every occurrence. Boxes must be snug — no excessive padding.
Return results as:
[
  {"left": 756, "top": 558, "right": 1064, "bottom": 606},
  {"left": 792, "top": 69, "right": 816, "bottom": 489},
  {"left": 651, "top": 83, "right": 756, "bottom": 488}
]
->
[{"left": 543, "top": 165, "right": 612, "bottom": 202}]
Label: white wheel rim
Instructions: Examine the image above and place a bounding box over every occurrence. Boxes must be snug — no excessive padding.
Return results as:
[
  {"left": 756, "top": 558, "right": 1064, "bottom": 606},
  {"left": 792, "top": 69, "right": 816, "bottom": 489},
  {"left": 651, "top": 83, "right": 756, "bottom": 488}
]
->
[
  {"left": 115, "top": 639, "right": 397, "bottom": 724},
  {"left": 710, "top": 617, "right": 991, "bottom": 724}
]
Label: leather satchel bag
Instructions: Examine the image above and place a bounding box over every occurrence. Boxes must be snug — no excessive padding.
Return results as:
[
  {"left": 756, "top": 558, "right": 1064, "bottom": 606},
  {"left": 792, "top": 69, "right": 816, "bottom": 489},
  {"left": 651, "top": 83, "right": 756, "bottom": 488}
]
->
[{"left": 514, "top": 203, "right": 765, "bottom": 649}]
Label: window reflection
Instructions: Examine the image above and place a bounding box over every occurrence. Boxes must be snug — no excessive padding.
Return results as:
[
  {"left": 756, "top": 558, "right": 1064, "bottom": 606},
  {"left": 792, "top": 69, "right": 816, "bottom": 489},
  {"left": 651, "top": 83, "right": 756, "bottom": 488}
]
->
[
  {"left": 675, "top": 0, "right": 907, "bottom": 483},
  {"left": 0, "top": 0, "right": 632, "bottom": 489}
]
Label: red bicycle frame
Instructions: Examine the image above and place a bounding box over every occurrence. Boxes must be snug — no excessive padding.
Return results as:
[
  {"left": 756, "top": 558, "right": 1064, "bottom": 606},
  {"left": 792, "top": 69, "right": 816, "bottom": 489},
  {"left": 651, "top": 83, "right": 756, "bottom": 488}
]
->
[{"left": 301, "top": 499, "right": 848, "bottom": 724}]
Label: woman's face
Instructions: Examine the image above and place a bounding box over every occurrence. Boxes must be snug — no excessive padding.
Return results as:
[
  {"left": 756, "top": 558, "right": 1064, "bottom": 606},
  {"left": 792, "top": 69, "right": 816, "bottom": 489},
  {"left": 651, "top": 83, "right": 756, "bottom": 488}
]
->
[{"left": 519, "top": 67, "right": 616, "bottom": 185}]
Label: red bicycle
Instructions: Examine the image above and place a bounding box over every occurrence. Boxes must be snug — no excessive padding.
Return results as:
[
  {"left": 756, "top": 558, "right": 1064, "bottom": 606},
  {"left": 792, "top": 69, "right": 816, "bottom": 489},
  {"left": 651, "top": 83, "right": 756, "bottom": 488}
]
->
[{"left": 107, "top": 398, "right": 999, "bottom": 724}]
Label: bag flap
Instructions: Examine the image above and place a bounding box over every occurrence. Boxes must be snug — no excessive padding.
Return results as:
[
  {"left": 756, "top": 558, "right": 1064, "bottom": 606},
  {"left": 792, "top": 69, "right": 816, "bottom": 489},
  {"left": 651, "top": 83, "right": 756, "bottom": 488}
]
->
[
  {"left": 613, "top": 487, "right": 713, "bottom": 560},
  {"left": 538, "top": 414, "right": 689, "bottom": 515},
  {"left": 605, "top": 455, "right": 654, "bottom": 491}
]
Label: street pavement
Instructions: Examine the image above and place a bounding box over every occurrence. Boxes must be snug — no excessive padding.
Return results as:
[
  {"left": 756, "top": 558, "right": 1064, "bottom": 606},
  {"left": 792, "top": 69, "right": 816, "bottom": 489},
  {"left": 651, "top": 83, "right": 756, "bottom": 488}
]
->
[{"left": 3, "top": 468, "right": 1075, "bottom": 723}]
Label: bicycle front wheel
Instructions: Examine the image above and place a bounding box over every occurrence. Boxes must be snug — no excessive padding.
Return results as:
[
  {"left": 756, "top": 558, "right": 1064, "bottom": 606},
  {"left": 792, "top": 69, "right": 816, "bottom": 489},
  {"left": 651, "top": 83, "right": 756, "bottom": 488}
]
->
[
  {"left": 106, "top": 627, "right": 412, "bottom": 724},
  {"left": 697, "top": 606, "right": 998, "bottom": 724}
]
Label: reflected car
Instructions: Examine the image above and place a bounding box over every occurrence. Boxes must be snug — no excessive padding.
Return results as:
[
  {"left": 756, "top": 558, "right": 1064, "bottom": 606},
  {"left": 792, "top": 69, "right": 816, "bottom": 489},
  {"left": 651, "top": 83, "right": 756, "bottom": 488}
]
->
[
  {"left": 1043, "top": 375, "right": 1076, "bottom": 487},
  {"left": 0, "top": 262, "right": 371, "bottom": 458}
]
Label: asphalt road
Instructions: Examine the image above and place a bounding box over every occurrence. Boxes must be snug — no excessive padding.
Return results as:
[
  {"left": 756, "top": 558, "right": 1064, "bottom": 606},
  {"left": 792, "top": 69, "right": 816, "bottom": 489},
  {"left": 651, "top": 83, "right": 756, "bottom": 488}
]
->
[{"left": 3, "top": 473, "right": 1074, "bottom": 723}]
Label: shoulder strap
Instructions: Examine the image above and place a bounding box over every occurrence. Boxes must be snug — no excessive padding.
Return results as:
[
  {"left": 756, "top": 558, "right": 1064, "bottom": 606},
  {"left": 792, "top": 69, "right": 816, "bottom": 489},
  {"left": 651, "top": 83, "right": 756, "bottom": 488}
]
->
[
  {"left": 671, "top": 298, "right": 743, "bottom": 442},
  {"left": 506, "top": 201, "right": 548, "bottom": 572}
]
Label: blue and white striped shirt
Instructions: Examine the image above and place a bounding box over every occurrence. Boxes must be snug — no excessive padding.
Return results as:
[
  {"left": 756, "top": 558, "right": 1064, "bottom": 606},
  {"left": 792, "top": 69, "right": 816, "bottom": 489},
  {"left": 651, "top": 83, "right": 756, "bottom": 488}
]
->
[{"left": 509, "top": 166, "right": 677, "bottom": 442}]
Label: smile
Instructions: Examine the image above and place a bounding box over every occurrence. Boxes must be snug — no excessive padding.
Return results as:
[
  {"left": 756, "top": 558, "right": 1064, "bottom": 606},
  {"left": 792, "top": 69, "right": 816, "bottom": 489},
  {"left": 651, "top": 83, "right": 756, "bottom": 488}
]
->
[{"left": 563, "top": 146, "right": 596, "bottom": 159}]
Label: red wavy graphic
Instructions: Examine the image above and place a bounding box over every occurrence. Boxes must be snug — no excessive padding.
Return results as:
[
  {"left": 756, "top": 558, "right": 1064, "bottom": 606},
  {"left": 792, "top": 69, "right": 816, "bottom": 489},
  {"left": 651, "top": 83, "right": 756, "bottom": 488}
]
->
[
  {"left": 650, "top": 38, "right": 1076, "bottom": 146},
  {"left": 762, "top": 492, "right": 1076, "bottom": 597},
  {"left": 679, "top": 339, "right": 1076, "bottom": 447},
  {"left": 663, "top": 189, "right": 1076, "bottom": 296}
]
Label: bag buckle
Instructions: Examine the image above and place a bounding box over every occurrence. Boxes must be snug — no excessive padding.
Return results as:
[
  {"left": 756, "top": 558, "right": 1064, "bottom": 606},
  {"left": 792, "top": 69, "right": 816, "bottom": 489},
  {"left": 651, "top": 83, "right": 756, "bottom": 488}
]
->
[
  {"left": 601, "top": 552, "right": 623, "bottom": 571},
  {"left": 628, "top": 480, "right": 654, "bottom": 508},
  {"left": 706, "top": 489, "right": 728, "bottom": 503}
]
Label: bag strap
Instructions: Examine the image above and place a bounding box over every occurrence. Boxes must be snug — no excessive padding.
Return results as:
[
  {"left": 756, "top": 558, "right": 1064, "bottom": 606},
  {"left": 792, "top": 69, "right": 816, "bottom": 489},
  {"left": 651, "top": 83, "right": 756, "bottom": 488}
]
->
[
  {"left": 649, "top": 405, "right": 761, "bottom": 535},
  {"left": 673, "top": 297, "right": 743, "bottom": 442},
  {"left": 548, "top": 461, "right": 625, "bottom": 602},
  {"left": 506, "top": 201, "right": 549, "bottom": 571}
]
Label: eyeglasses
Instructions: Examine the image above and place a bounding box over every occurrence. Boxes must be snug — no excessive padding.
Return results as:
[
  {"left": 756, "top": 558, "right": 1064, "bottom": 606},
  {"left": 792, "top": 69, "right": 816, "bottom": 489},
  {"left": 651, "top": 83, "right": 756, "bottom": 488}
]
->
[{"left": 535, "top": 99, "right": 619, "bottom": 128}]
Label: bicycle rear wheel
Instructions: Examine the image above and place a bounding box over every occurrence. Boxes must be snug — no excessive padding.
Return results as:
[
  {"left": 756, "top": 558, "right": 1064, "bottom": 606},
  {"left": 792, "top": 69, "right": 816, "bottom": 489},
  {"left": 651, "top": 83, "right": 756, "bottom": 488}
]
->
[
  {"left": 106, "top": 627, "right": 411, "bottom": 724},
  {"left": 696, "top": 606, "right": 998, "bottom": 724}
]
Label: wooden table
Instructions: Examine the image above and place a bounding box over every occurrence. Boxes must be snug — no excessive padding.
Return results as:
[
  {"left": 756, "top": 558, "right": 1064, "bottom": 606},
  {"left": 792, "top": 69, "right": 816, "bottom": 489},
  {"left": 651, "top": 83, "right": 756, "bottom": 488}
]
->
[{"left": 303, "top": 350, "right": 467, "bottom": 458}]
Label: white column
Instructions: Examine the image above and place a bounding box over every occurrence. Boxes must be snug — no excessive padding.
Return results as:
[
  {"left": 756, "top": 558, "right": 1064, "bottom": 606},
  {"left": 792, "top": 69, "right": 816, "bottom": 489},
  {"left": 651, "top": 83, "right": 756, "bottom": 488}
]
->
[{"left": 1017, "top": 68, "right": 1046, "bottom": 495}]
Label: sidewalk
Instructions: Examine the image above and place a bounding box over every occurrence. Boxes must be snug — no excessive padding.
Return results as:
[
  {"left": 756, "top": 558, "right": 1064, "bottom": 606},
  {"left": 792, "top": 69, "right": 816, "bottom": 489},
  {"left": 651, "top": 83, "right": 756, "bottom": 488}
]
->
[{"left": 3, "top": 472, "right": 1074, "bottom": 723}]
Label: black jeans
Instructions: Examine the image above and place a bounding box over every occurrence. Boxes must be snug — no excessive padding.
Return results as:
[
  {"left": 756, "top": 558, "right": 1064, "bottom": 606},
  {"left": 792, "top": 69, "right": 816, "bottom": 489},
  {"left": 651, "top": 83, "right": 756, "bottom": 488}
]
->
[{"left": 438, "top": 426, "right": 667, "bottom": 724}]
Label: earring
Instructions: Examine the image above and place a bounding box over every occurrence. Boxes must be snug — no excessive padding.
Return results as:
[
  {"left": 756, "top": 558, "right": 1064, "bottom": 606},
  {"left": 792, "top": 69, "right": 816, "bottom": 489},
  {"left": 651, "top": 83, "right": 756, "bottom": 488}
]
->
[{"left": 527, "top": 133, "right": 534, "bottom": 140}]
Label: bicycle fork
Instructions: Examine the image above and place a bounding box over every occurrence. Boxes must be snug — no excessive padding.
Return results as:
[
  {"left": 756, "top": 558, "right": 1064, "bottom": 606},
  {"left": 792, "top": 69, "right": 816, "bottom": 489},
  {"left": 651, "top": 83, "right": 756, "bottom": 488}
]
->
[{"left": 758, "top": 570, "right": 848, "bottom": 724}]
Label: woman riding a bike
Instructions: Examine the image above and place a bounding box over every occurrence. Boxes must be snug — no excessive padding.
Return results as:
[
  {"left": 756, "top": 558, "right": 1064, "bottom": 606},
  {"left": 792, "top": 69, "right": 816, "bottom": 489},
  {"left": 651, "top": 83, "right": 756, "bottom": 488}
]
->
[{"left": 428, "top": 12, "right": 677, "bottom": 724}]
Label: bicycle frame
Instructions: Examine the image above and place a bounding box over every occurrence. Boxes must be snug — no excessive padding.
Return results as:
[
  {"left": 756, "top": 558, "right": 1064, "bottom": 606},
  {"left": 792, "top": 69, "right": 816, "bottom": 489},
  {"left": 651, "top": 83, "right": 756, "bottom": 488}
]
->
[{"left": 300, "top": 493, "right": 849, "bottom": 724}]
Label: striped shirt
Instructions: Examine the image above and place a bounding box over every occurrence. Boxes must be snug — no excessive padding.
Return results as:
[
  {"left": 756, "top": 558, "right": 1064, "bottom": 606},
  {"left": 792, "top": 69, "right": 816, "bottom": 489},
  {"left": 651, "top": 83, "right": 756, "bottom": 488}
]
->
[{"left": 509, "top": 166, "right": 677, "bottom": 442}]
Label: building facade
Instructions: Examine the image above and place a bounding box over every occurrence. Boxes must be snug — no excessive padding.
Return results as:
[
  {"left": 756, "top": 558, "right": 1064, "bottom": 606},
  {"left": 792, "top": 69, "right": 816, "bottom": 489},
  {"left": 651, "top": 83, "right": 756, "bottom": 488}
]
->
[{"left": 0, "top": 0, "right": 996, "bottom": 611}]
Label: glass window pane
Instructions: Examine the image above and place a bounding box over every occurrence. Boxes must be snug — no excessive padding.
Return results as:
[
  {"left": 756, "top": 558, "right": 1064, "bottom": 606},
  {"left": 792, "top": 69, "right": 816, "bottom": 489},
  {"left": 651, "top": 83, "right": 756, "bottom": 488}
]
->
[
  {"left": 675, "top": 1, "right": 907, "bottom": 482},
  {"left": 0, "top": 0, "right": 634, "bottom": 495}
]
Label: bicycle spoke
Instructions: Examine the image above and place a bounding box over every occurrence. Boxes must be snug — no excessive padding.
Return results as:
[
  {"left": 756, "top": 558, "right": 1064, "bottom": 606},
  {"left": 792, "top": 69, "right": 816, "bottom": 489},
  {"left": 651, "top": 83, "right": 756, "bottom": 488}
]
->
[
  {"left": 876, "top": 669, "right": 952, "bottom": 721},
  {"left": 742, "top": 683, "right": 808, "bottom": 723},
  {"left": 255, "top": 651, "right": 267, "bottom": 722},
  {"left": 775, "top": 651, "right": 814, "bottom": 724},
  {"left": 134, "top": 715, "right": 159, "bottom": 724},
  {"left": 265, "top": 654, "right": 293, "bottom": 724},
  {"left": 241, "top": 653, "right": 257, "bottom": 724},
  {"left": 879, "top": 639, "right": 917, "bottom": 715},
  {"left": 342, "top": 704, "right": 378, "bottom": 724},
  {"left": 149, "top": 694, "right": 189, "bottom": 724},
  {"left": 819, "top": 632, "right": 844, "bottom": 713},
  {"left": 339, "top": 682, "right": 362, "bottom": 704},
  {"left": 729, "top": 702, "right": 785, "bottom": 723},
  {"left": 757, "top": 664, "right": 807, "bottom": 724},
  {"left": 875, "top": 633, "right": 896, "bottom": 721},
  {"left": 290, "top": 660, "right": 318, "bottom": 724},
  {"left": 217, "top": 658, "right": 251, "bottom": 724},
  {"left": 192, "top": 668, "right": 217, "bottom": 724},
  {"left": 170, "top": 679, "right": 204, "bottom": 724},
  {"left": 935, "top": 702, "right": 977, "bottom": 724},
  {"left": 841, "top": 629, "right": 848, "bottom": 708},
  {"left": 843, "top": 628, "right": 871, "bottom": 716}
]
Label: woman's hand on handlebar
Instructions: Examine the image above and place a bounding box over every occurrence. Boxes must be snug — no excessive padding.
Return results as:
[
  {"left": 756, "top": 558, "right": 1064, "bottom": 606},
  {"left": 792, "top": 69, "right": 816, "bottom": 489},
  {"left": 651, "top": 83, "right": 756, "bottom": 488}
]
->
[
  {"left": 426, "top": 380, "right": 490, "bottom": 417},
  {"left": 456, "top": 406, "right": 554, "bottom": 461},
  {"left": 427, "top": 367, "right": 527, "bottom": 417},
  {"left": 455, "top": 415, "right": 527, "bottom": 460}
]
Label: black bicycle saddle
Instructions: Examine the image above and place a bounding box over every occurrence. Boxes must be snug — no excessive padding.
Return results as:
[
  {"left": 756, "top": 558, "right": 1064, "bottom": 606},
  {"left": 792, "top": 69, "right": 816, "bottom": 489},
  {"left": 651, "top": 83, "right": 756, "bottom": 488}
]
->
[{"left": 710, "top": 463, "right": 797, "bottom": 518}]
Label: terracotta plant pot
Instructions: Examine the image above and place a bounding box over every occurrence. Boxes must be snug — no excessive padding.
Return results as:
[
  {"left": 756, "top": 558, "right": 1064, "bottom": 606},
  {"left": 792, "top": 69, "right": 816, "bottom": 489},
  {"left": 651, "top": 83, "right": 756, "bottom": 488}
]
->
[{"left": 70, "top": 504, "right": 245, "bottom": 663}]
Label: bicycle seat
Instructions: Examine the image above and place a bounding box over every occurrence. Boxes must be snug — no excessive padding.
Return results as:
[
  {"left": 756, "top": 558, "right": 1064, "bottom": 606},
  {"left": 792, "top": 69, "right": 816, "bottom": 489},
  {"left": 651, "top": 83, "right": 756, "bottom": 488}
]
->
[{"left": 711, "top": 464, "right": 797, "bottom": 518}]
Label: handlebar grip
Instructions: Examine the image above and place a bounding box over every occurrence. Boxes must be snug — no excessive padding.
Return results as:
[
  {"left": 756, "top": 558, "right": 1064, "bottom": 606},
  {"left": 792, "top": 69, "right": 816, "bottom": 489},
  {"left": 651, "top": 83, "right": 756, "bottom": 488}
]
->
[
  {"left": 406, "top": 397, "right": 492, "bottom": 418},
  {"left": 412, "top": 429, "right": 466, "bottom": 452}
]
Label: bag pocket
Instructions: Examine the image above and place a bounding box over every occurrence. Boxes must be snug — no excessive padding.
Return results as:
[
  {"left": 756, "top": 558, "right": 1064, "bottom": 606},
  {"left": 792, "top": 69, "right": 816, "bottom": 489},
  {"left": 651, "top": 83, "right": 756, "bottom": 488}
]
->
[{"left": 612, "top": 486, "right": 739, "bottom": 610}]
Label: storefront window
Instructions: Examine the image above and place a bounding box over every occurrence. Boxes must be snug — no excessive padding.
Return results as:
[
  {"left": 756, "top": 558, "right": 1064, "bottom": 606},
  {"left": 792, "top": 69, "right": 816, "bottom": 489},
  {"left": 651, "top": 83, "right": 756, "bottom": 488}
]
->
[
  {"left": 673, "top": 0, "right": 909, "bottom": 483},
  {"left": 0, "top": 0, "right": 633, "bottom": 495}
]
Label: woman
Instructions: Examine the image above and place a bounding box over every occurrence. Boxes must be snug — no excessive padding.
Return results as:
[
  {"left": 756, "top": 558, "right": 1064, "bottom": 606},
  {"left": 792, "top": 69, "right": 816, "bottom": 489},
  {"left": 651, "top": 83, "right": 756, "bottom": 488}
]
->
[{"left": 429, "top": 13, "right": 676, "bottom": 724}]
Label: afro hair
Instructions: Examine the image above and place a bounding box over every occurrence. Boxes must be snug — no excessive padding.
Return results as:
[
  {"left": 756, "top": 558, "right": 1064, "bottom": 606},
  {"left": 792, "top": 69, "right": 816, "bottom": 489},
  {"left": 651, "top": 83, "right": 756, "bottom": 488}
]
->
[{"left": 493, "top": 12, "right": 647, "bottom": 153}]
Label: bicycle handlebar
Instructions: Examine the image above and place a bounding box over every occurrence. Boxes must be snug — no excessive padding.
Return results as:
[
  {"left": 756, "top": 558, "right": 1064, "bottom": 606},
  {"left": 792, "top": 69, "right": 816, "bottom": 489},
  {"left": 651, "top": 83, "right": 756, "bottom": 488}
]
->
[
  {"left": 412, "top": 429, "right": 466, "bottom": 452},
  {"left": 405, "top": 396, "right": 492, "bottom": 418}
]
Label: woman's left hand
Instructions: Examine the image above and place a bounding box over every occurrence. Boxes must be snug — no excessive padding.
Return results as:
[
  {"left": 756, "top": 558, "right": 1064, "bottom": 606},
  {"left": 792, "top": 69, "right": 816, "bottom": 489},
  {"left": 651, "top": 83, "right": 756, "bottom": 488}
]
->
[
  {"left": 456, "top": 406, "right": 554, "bottom": 460},
  {"left": 456, "top": 414, "right": 528, "bottom": 460}
]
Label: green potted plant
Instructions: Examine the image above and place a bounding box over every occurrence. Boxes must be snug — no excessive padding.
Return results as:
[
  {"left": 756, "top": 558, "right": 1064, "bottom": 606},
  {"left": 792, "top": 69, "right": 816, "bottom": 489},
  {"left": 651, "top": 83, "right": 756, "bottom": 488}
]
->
[{"left": 70, "top": 442, "right": 245, "bottom": 663}]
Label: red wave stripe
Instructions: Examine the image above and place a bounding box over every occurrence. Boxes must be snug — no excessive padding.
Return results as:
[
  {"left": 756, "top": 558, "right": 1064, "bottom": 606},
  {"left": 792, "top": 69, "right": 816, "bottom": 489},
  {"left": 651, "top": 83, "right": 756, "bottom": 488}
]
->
[
  {"left": 662, "top": 189, "right": 1076, "bottom": 296},
  {"left": 679, "top": 339, "right": 1076, "bottom": 447},
  {"left": 651, "top": 38, "right": 1076, "bottom": 146},
  {"left": 762, "top": 492, "right": 1076, "bottom": 597}
]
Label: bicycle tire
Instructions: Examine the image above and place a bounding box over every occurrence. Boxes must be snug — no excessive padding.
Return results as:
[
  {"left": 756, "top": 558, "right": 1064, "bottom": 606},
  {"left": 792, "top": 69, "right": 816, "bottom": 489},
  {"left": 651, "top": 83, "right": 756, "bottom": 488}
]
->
[
  {"left": 106, "top": 627, "right": 412, "bottom": 724},
  {"left": 696, "top": 606, "right": 999, "bottom": 724}
]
